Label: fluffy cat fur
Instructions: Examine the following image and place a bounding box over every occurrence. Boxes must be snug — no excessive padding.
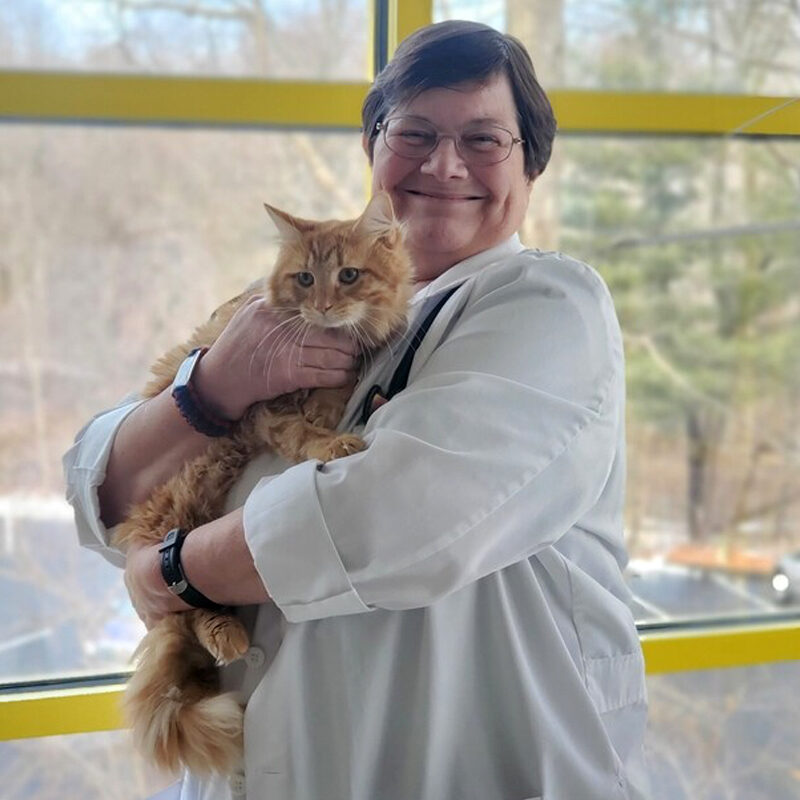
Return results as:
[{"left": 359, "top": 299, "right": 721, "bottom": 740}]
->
[{"left": 112, "top": 192, "right": 413, "bottom": 776}]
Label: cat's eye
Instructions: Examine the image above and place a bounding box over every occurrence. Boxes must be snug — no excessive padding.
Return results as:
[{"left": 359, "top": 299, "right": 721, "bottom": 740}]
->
[
  {"left": 339, "top": 267, "right": 360, "bottom": 285},
  {"left": 296, "top": 272, "right": 314, "bottom": 287}
]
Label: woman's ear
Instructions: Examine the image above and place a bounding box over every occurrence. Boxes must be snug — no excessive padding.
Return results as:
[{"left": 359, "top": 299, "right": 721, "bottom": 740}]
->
[{"left": 361, "top": 132, "right": 374, "bottom": 164}]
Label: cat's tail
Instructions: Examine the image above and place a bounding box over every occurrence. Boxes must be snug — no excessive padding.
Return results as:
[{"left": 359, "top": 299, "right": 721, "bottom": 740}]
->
[{"left": 123, "top": 613, "right": 244, "bottom": 776}]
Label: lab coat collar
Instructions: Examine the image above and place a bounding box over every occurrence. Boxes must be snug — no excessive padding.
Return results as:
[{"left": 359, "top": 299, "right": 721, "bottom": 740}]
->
[{"left": 411, "top": 234, "right": 526, "bottom": 306}]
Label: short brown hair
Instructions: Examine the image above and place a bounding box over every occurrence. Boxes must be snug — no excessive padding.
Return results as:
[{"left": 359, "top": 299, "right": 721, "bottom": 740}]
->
[{"left": 362, "top": 20, "right": 557, "bottom": 180}]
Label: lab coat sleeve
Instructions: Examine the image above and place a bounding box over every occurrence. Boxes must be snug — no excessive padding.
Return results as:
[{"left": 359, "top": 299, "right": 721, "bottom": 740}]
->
[
  {"left": 243, "top": 253, "right": 626, "bottom": 622},
  {"left": 62, "top": 397, "right": 144, "bottom": 567}
]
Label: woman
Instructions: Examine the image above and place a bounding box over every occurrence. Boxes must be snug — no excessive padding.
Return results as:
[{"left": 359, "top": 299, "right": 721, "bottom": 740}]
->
[{"left": 65, "top": 20, "right": 650, "bottom": 800}]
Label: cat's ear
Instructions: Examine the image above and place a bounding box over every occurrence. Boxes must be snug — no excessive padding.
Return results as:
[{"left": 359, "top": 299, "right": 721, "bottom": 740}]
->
[
  {"left": 353, "top": 192, "right": 404, "bottom": 245},
  {"left": 263, "top": 203, "right": 306, "bottom": 243}
]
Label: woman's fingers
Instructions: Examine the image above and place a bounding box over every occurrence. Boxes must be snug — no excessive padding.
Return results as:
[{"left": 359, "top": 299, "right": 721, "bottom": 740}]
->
[
  {"left": 298, "top": 367, "right": 359, "bottom": 389},
  {"left": 293, "top": 344, "right": 359, "bottom": 370},
  {"left": 124, "top": 544, "right": 191, "bottom": 630},
  {"left": 304, "top": 329, "right": 360, "bottom": 355}
]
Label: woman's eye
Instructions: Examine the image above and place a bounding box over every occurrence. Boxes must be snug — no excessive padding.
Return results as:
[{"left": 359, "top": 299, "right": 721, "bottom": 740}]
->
[
  {"left": 464, "top": 133, "right": 502, "bottom": 151},
  {"left": 397, "top": 131, "right": 433, "bottom": 144},
  {"left": 339, "top": 268, "right": 360, "bottom": 285},
  {"left": 296, "top": 272, "right": 314, "bottom": 287}
]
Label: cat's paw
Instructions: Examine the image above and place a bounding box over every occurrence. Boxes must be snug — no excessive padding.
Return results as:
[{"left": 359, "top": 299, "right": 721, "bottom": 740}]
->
[
  {"left": 315, "top": 433, "right": 366, "bottom": 462},
  {"left": 199, "top": 616, "right": 250, "bottom": 665},
  {"left": 303, "top": 409, "right": 337, "bottom": 429}
]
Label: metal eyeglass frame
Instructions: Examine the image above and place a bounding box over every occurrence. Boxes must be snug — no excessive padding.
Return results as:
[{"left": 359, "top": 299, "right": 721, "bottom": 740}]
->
[{"left": 375, "top": 117, "right": 525, "bottom": 166}]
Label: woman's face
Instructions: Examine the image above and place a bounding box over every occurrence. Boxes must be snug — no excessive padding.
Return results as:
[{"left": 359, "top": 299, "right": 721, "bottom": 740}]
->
[{"left": 365, "top": 72, "right": 535, "bottom": 282}]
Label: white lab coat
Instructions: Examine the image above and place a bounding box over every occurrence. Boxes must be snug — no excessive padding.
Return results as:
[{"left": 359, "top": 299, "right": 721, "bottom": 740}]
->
[{"left": 64, "top": 236, "right": 651, "bottom": 800}]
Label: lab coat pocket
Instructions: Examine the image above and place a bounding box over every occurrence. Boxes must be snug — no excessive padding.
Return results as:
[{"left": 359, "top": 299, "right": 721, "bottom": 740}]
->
[
  {"left": 584, "top": 651, "right": 646, "bottom": 714},
  {"left": 568, "top": 562, "right": 647, "bottom": 715}
]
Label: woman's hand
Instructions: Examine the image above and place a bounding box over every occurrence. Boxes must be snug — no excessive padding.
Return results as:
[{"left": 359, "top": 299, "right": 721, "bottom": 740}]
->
[
  {"left": 193, "top": 296, "right": 360, "bottom": 421},
  {"left": 123, "top": 511, "right": 269, "bottom": 629},
  {"left": 124, "top": 543, "right": 191, "bottom": 630}
]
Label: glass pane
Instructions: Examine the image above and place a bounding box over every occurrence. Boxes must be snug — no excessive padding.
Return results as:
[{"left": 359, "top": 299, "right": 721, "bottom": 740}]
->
[
  {"left": 0, "top": 0, "right": 370, "bottom": 80},
  {"left": 525, "top": 134, "right": 800, "bottom": 624},
  {"left": 646, "top": 661, "right": 800, "bottom": 798},
  {"left": 435, "top": 1, "right": 800, "bottom": 94},
  {"left": 0, "top": 729, "right": 176, "bottom": 799},
  {"left": 0, "top": 124, "right": 365, "bottom": 682}
]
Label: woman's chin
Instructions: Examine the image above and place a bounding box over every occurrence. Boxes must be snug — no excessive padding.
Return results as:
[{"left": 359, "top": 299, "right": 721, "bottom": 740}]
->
[{"left": 406, "top": 224, "right": 474, "bottom": 264}]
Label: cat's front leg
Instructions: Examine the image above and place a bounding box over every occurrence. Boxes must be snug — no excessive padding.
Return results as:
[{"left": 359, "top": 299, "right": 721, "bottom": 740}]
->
[
  {"left": 302, "top": 384, "right": 354, "bottom": 430},
  {"left": 251, "top": 406, "right": 365, "bottom": 464},
  {"left": 298, "top": 383, "right": 366, "bottom": 460}
]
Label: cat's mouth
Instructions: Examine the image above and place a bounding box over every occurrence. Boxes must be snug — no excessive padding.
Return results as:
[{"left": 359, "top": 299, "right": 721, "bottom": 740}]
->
[{"left": 301, "top": 309, "right": 358, "bottom": 329}]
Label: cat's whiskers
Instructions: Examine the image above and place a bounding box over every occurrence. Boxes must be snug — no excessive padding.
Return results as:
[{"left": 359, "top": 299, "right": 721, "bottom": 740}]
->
[
  {"left": 263, "top": 316, "right": 307, "bottom": 389},
  {"left": 248, "top": 313, "right": 302, "bottom": 380},
  {"left": 297, "top": 317, "right": 316, "bottom": 366},
  {"left": 357, "top": 308, "right": 414, "bottom": 362},
  {"left": 346, "top": 322, "right": 375, "bottom": 377},
  {"left": 258, "top": 316, "right": 302, "bottom": 389}
]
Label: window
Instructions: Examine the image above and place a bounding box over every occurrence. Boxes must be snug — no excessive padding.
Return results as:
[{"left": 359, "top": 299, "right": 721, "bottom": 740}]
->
[
  {"left": 646, "top": 661, "right": 800, "bottom": 797},
  {"left": 436, "top": 0, "right": 800, "bottom": 94},
  {"left": 0, "top": 123, "right": 365, "bottom": 683},
  {"left": 0, "top": 0, "right": 371, "bottom": 80},
  {"left": 438, "top": 1, "right": 800, "bottom": 627}
]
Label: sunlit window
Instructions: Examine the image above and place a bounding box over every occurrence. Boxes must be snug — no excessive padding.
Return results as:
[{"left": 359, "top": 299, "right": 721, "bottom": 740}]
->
[
  {"left": 0, "top": 0, "right": 370, "bottom": 80},
  {"left": 436, "top": 0, "right": 800, "bottom": 94},
  {"left": 548, "top": 136, "right": 800, "bottom": 625},
  {"left": 0, "top": 730, "right": 175, "bottom": 799},
  {"left": 0, "top": 124, "right": 364, "bottom": 682},
  {"left": 437, "top": 2, "right": 800, "bottom": 628}
]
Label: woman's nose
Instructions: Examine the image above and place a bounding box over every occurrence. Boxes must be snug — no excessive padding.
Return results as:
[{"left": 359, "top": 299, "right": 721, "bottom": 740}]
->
[{"left": 419, "top": 136, "right": 469, "bottom": 179}]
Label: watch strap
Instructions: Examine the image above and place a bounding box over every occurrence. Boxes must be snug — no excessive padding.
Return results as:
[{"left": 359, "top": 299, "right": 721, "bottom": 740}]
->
[
  {"left": 171, "top": 347, "right": 234, "bottom": 438},
  {"left": 159, "top": 527, "right": 225, "bottom": 611}
]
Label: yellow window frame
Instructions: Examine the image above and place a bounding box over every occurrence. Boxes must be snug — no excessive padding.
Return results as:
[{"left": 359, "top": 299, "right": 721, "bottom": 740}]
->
[
  {"left": 2, "top": 70, "right": 799, "bottom": 135},
  {"left": 2, "top": 618, "right": 799, "bottom": 741}
]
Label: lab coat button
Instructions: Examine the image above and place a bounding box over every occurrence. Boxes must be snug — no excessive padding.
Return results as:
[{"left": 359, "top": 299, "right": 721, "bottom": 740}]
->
[
  {"left": 229, "top": 771, "right": 246, "bottom": 796},
  {"left": 244, "top": 646, "right": 265, "bottom": 668}
]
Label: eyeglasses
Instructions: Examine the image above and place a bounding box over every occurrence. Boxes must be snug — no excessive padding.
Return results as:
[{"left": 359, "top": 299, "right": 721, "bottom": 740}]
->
[{"left": 376, "top": 116, "right": 525, "bottom": 166}]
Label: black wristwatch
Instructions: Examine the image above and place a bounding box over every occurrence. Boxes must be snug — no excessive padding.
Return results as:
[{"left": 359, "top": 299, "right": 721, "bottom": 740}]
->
[
  {"left": 159, "top": 527, "right": 225, "bottom": 611},
  {"left": 171, "top": 347, "right": 234, "bottom": 438}
]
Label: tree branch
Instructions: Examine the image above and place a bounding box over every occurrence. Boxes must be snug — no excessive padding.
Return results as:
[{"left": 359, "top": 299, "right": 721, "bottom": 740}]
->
[
  {"left": 624, "top": 332, "right": 729, "bottom": 411},
  {"left": 115, "top": 0, "right": 253, "bottom": 22}
]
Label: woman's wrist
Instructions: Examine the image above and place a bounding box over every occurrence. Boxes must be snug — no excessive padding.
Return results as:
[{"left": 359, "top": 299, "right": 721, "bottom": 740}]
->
[
  {"left": 180, "top": 508, "right": 270, "bottom": 607},
  {"left": 191, "top": 351, "right": 248, "bottom": 422},
  {"left": 99, "top": 390, "right": 213, "bottom": 528}
]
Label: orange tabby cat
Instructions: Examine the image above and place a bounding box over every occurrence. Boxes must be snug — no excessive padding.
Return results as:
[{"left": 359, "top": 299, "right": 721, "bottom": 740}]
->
[{"left": 112, "top": 192, "right": 413, "bottom": 776}]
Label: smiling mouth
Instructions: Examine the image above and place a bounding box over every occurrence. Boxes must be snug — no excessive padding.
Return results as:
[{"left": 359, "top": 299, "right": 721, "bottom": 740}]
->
[{"left": 405, "top": 189, "right": 483, "bottom": 201}]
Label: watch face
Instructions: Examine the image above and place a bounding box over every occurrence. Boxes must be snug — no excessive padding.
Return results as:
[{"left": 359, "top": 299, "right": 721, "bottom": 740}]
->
[
  {"left": 168, "top": 578, "right": 189, "bottom": 595},
  {"left": 174, "top": 348, "right": 203, "bottom": 389},
  {"left": 161, "top": 527, "right": 187, "bottom": 595},
  {"left": 160, "top": 527, "right": 180, "bottom": 550}
]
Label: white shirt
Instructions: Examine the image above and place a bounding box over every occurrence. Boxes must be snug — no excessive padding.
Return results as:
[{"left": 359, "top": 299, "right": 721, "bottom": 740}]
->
[{"left": 64, "top": 236, "right": 651, "bottom": 800}]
